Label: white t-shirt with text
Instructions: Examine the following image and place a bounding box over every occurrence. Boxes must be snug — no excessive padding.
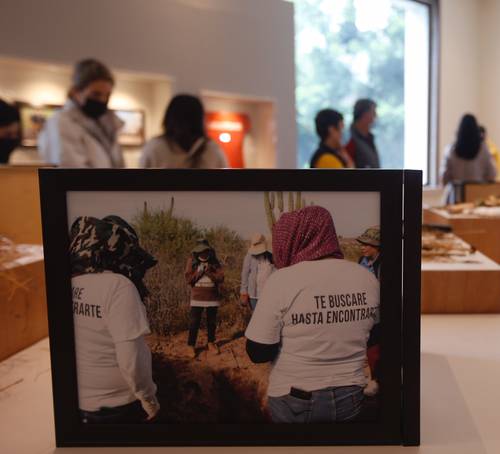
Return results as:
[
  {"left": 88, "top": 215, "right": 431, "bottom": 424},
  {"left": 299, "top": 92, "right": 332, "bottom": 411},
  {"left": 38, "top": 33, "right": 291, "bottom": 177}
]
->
[
  {"left": 245, "top": 259, "right": 380, "bottom": 397},
  {"left": 72, "top": 272, "right": 151, "bottom": 411}
]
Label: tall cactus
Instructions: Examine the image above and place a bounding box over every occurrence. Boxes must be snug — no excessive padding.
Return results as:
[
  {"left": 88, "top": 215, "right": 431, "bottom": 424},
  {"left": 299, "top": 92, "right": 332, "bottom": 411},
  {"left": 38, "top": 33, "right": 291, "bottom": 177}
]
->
[
  {"left": 265, "top": 191, "right": 309, "bottom": 235},
  {"left": 277, "top": 192, "right": 284, "bottom": 213},
  {"left": 295, "top": 192, "right": 302, "bottom": 210},
  {"left": 167, "top": 196, "right": 175, "bottom": 217},
  {"left": 264, "top": 192, "right": 276, "bottom": 233},
  {"left": 288, "top": 192, "right": 294, "bottom": 212}
]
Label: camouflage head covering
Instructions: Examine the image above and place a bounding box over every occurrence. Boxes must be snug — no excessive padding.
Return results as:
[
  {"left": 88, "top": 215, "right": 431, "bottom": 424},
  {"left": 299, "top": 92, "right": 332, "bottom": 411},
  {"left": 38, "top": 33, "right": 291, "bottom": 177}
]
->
[
  {"left": 356, "top": 226, "right": 381, "bottom": 248},
  {"left": 69, "top": 216, "right": 157, "bottom": 300}
]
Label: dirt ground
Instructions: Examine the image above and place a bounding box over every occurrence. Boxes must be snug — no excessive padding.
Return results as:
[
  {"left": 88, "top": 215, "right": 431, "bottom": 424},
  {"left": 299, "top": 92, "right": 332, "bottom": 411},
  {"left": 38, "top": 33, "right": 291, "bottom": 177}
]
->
[
  {"left": 147, "top": 331, "right": 271, "bottom": 423},
  {"left": 146, "top": 328, "right": 379, "bottom": 424}
]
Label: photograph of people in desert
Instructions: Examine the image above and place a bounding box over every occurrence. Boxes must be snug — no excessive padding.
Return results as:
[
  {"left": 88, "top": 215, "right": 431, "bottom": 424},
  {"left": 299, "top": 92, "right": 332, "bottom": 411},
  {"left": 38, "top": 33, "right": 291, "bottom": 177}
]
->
[{"left": 66, "top": 190, "right": 381, "bottom": 425}]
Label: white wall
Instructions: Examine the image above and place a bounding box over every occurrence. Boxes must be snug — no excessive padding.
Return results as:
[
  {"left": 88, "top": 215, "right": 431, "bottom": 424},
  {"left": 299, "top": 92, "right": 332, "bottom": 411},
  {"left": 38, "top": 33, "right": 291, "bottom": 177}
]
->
[
  {"left": 439, "top": 0, "right": 480, "bottom": 163},
  {"left": 0, "top": 0, "right": 295, "bottom": 168},
  {"left": 478, "top": 0, "right": 500, "bottom": 152}
]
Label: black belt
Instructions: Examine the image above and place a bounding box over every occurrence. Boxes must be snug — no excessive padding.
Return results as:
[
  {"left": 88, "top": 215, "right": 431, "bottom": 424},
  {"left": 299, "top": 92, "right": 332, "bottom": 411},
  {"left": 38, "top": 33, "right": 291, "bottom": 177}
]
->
[{"left": 290, "top": 387, "right": 313, "bottom": 400}]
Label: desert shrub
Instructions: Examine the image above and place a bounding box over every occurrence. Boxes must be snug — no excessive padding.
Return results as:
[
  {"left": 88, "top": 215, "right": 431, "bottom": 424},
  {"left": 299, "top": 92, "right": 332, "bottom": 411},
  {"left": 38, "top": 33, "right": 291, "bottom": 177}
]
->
[
  {"left": 133, "top": 201, "right": 247, "bottom": 336},
  {"left": 339, "top": 237, "right": 363, "bottom": 263}
]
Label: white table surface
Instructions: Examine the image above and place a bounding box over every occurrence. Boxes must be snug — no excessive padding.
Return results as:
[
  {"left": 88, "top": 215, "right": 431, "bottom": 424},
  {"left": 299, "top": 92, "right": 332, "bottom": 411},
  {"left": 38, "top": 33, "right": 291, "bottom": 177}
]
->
[{"left": 2, "top": 314, "right": 500, "bottom": 454}]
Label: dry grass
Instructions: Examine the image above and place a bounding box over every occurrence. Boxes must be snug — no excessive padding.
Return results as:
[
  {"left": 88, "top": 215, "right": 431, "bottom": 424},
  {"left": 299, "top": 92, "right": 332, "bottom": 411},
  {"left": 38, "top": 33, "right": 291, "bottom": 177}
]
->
[{"left": 339, "top": 237, "right": 363, "bottom": 263}]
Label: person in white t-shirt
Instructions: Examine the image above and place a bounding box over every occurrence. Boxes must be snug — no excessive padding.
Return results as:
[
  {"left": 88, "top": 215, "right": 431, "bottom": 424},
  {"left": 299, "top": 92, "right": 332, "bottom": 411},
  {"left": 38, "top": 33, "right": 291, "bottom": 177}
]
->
[
  {"left": 245, "top": 206, "right": 380, "bottom": 423},
  {"left": 69, "top": 215, "right": 160, "bottom": 424}
]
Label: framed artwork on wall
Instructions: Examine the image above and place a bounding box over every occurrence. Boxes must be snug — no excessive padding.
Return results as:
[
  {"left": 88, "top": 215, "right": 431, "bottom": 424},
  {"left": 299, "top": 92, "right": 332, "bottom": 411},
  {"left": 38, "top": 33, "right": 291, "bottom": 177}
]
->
[
  {"left": 16, "top": 102, "right": 61, "bottom": 147},
  {"left": 39, "top": 169, "right": 422, "bottom": 447},
  {"left": 113, "top": 109, "right": 145, "bottom": 147}
]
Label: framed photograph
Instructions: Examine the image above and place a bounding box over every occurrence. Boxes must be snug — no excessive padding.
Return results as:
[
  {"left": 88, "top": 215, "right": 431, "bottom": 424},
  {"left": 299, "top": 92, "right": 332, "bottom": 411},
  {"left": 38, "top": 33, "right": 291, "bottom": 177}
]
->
[
  {"left": 16, "top": 102, "right": 61, "bottom": 147},
  {"left": 113, "top": 109, "right": 145, "bottom": 147},
  {"left": 39, "top": 169, "right": 421, "bottom": 447}
]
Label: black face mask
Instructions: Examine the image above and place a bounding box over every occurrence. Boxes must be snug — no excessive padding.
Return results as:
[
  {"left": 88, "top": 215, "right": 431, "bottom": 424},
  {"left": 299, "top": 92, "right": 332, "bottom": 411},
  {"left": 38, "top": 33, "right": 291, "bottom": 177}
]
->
[
  {"left": 0, "top": 138, "right": 20, "bottom": 164},
  {"left": 81, "top": 98, "right": 108, "bottom": 119}
]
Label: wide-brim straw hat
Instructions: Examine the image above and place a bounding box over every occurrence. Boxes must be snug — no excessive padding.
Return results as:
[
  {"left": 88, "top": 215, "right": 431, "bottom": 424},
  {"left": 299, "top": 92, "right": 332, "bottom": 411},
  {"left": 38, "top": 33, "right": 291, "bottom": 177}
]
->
[{"left": 249, "top": 233, "right": 269, "bottom": 255}]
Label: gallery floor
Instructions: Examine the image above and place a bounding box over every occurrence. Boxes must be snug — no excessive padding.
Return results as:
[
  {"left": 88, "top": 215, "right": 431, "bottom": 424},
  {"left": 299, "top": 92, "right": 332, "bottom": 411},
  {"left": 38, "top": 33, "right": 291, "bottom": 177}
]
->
[{"left": 1, "top": 314, "right": 499, "bottom": 454}]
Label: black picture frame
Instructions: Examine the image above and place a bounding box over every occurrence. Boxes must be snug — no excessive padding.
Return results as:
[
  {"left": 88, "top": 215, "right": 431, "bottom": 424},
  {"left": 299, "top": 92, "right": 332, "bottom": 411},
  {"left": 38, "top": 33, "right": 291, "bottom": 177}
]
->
[{"left": 38, "top": 169, "right": 422, "bottom": 447}]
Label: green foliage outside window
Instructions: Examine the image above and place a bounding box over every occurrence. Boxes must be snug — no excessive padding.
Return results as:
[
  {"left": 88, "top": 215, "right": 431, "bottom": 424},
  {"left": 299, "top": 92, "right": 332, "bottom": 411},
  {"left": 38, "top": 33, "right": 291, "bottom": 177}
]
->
[{"left": 292, "top": 0, "right": 405, "bottom": 168}]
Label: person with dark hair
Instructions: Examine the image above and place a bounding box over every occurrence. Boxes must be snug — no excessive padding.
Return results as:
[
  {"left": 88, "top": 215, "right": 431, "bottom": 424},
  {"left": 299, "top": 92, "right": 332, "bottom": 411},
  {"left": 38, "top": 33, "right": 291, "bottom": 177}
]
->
[
  {"left": 140, "top": 94, "right": 228, "bottom": 168},
  {"left": 185, "top": 238, "right": 225, "bottom": 359},
  {"left": 0, "top": 99, "right": 21, "bottom": 164},
  {"left": 309, "top": 109, "right": 353, "bottom": 168},
  {"left": 441, "top": 114, "right": 497, "bottom": 203},
  {"left": 39, "top": 58, "right": 124, "bottom": 167},
  {"left": 346, "top": 98, "right": 380, "bottom": 168},
  {"left": 245, "top": 206, "right": 379, "bottom": 423},
  {"left": 69, "top": 216, "right": 159, "bottom": 424}
]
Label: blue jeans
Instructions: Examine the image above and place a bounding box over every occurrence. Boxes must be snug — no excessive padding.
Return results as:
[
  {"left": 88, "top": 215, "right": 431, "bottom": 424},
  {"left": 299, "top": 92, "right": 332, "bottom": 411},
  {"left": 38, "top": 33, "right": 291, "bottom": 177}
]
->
[
  {"left": 249, "top": 298, "right": 258, "bottom": 311},
  {"left": 268, "top": 385, "right": 364, "bottom": 423},
  {"left": 80, "top": 399, "right": 147, "bottom": 424}
]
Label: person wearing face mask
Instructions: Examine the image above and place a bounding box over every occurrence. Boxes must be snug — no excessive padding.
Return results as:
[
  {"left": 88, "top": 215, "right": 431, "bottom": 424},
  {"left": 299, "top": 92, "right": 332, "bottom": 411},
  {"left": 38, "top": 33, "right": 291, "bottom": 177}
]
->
[
  {"left": 0, "top": 99, "right": 21, "bottom": 164},
  {"left": 184, "top": 239, "right": 224, "bottom": 359},
  {"left": 309, "top": 109, "right": 353, "bottom": 169},
  {"left": 346, "top": 99, "right": 381, "bottom": 168},
  {"left": 38, "top": 59, "right": 124, "bottom": 168}
]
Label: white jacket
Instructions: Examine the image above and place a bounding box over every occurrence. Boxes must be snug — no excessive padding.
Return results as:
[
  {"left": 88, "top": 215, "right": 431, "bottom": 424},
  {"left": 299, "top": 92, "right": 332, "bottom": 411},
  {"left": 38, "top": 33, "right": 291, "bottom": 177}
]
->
[
  {"left": 139, "top": 136, "right": 228, "bottom": 168},
  {"left": 38, "top": 99, "right": 125, "bottom": 168}
]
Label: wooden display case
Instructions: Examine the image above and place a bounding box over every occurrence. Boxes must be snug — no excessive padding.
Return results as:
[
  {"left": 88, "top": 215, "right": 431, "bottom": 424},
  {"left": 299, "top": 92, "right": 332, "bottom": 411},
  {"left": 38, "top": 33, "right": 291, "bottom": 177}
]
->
[
  {"left": 0, "top": 166, "right": 43, "bottom": 244},
  {"left": 422, "top": 247, "right": 500, "bottom": 313},
  {"left": 461, "top": 182, "right": 500, "bottom": 203},
  {"left": 423, "top": 207, "right": 500, "bottom": 263},
  {"left": 0, "top": 245, "right": 47, "bottom": 361},
  {"left": 0, "top": 165, "right": 48, "bottom": 360}
]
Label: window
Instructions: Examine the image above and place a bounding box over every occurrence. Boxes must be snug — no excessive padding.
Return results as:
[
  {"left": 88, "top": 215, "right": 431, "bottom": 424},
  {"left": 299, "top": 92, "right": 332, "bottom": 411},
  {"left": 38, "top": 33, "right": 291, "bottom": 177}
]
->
[{"left": 291, "top": 0, "right": 436, "bottom": 183}]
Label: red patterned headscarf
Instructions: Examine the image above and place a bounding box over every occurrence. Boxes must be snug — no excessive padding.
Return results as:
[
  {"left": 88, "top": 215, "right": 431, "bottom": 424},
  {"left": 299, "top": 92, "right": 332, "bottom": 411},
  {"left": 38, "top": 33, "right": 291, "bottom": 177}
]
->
[{"left": 272, "top": 206, "right": 344, "bottom": 269}]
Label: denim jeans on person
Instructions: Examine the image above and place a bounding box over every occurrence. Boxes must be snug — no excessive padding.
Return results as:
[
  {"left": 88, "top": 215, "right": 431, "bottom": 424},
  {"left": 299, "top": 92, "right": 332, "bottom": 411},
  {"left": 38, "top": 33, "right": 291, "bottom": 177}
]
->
[
  {"left": 188, "top": 306, "right": 218, "bottom": 346},
  {"left": 267, "top": 385, "right": 364, "bottom": 423},
  {"left": 80, "top": 399, "right": 147, "bottom": 424}
]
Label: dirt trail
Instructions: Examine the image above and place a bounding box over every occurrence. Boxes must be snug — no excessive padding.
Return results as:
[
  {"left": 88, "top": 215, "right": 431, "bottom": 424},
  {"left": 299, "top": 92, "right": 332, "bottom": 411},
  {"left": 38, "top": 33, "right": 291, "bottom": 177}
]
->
[{"left": 147, "top": 331, "right": 271, "bottom": 423}]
